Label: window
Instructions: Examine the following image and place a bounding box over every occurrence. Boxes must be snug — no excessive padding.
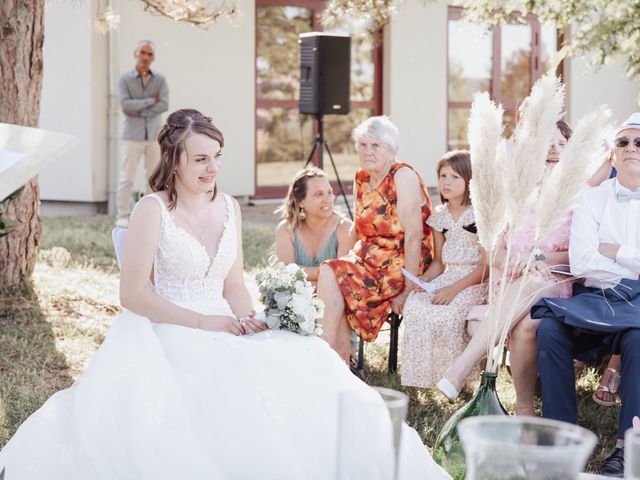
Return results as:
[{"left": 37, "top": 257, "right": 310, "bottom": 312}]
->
[
  {"left": 447, "top": 6, "right": 560, "bottom": 150},
  {"left": 255, "top": 0, "right": 382, "bottom": 197}
]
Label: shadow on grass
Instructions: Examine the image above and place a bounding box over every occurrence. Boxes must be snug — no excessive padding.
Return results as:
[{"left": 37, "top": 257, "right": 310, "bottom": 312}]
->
[
  {"left": 0, "top": 285, "right": 73, "bottom": 449},
  {"left": 364, "top": 343, "right": 620, "bottom": 473},
  {"left": 363, "top": 343, "right": 465, "bottom": 448}
]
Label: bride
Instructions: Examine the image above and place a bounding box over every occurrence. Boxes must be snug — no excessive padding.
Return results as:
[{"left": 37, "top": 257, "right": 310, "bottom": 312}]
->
[{"left": 0, "top": 109, "right": 449, "bottom": 479}]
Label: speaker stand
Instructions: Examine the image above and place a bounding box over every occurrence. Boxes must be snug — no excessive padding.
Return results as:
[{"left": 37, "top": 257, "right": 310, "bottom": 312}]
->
[{"left": 304, "top": 114, "right": 353, "bottom": 220}]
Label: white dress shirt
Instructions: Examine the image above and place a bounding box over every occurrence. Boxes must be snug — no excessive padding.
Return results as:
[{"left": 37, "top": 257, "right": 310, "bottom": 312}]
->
[{"left": 569, "top": 178, "right": 640, "bottom": 288}]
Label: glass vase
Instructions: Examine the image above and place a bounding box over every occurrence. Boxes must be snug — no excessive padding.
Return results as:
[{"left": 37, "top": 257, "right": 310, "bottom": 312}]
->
[
  {"left": 433, "top": 371, "right": 508, "bottom": 480},
  {"left": 458, "top": 416, "right": 597, "bottom": 479}
]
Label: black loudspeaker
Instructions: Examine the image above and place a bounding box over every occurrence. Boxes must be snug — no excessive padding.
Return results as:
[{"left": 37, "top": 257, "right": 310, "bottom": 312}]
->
[{"left": 299, "top": 32, "right": 351, "bottom": 116}]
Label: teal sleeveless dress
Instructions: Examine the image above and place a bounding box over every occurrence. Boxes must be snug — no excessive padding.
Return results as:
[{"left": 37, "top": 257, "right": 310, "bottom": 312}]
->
[{"left": 293, "top": 229, "right": 338, "bottom": 267}]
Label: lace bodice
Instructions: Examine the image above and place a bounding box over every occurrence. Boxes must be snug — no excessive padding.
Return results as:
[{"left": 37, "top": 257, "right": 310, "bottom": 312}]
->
[{"left": 146, "top": 193, "right": 237, "bottom": 315}]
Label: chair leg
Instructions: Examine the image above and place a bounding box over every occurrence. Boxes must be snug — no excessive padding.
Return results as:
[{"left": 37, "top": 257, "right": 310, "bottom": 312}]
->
[
  {"left": 357, "top": 337, "right": 364, "bottom": 370},
  {"left": 388, "top": 313, "right": 402, "bottom": 373}
]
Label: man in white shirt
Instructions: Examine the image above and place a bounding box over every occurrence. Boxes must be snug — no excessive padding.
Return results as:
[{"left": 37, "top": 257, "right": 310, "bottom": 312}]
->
[{"left": 534, "top": 113, "right": 640, "bottom": 477}]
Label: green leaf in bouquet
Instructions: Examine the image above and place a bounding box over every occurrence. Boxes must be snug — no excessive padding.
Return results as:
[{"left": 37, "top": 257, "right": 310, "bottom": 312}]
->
[
  {"left": 274, "top": 291, "right": 292, "bottom": 309},
  {"left": 266, "top": 315, "right": 280, "bottom": 329},
  {"left": 267, "top": 254, "right": 278, "bottom": 267}
]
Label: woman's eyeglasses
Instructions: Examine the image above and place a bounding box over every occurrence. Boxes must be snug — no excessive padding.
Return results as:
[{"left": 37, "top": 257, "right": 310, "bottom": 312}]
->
[{"left": 615, "top": 136, "right": 640, "bottom": 148}]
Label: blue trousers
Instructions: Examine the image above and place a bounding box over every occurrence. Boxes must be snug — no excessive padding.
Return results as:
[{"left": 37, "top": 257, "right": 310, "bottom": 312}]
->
[{"left": 537, "top": 318, "right": 640, "bottom": 438}]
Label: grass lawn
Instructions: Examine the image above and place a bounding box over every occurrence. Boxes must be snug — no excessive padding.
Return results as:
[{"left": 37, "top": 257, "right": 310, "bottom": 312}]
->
[{"left": 0, "top": 214, "right": 619, "bottom": 472}]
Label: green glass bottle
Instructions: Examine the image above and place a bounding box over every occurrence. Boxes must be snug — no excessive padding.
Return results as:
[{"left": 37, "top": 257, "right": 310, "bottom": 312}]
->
[{"left": 433, "top": 371, "right": 508, "bottom": 480}]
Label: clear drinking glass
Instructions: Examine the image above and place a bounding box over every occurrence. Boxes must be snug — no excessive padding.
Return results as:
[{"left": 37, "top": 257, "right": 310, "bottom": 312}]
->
[
  {"left": 336, "top": 387, "right": 408, "bottom": 480},
  {"left": 372, "top": 387, "right": 409, "bottom": 480},
  {"left": 458, "top": 416, "right": 597, "bottom": 480},
  {"left": 626, "top": 428, "right": 640, "bottom": 479}
]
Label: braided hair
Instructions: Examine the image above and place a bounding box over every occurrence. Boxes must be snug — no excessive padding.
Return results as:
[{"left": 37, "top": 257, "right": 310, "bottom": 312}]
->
[{"left": 149, "top": 109, "right": 224, "bottom": 210}]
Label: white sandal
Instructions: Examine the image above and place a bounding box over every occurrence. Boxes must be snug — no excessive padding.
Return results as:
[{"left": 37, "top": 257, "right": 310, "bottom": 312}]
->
[
  {"left": 436, "top": 377, "right": 460, "bottom": 402},
  {"left": 592, "top": 367, "right": 620, "bottom": 407}
]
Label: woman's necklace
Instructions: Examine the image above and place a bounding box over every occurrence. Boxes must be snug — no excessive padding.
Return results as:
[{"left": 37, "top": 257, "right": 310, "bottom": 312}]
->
[{"left": 178, "top": 201, "right": 212, "bottom": 243}]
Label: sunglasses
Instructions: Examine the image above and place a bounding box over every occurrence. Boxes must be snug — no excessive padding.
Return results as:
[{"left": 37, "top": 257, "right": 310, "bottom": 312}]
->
[{"left": 615, "top": 136, "right": 640, "bottom": 148}]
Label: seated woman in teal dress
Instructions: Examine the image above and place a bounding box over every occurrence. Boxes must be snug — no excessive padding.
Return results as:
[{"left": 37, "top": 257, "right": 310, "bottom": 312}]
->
[{"left": 275, "top": 168, "right": 354, "bottom": 286}]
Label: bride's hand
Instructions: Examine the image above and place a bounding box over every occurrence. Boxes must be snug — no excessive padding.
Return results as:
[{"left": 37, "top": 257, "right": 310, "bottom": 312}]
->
[
  {"left": 239, "top": 310, "right": 268, "bottom": 334},
  {"left": 198, "top": 315, "right": 245, "bottom": 336}
]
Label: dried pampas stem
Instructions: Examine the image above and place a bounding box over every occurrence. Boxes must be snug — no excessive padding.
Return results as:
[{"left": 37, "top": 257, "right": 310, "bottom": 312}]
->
[
  {"left": 505, "top": 75, "right": 564, "bottom": 231},
  {"left": 467, "top": 92, "right": 507, "bottom": 370},
  {"left": 467, "top": 92, "right": 506, "bottom": 253}
]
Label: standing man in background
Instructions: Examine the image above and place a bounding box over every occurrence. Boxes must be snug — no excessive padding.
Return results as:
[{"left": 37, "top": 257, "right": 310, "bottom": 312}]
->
[{"left": 116, "top": 40, "right": 169, "bottom": 227}]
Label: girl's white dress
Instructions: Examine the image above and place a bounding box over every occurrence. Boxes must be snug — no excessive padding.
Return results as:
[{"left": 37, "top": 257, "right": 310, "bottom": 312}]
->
[
  {"left": 0, "top": 193, "right": 449, "bottom": 480},
  {"left": 400, "top": 204, "right": 487, "bottom": 388}
]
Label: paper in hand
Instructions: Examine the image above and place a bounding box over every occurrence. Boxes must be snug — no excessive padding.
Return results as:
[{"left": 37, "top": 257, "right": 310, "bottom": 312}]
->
[{"left": 401, "top": 268, "right": 437, "bottom": 294}]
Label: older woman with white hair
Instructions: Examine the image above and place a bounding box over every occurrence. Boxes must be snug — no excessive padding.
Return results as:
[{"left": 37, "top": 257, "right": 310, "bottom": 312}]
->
[{"left": 317, "top": 116, "right": 435, "bottom": 365}]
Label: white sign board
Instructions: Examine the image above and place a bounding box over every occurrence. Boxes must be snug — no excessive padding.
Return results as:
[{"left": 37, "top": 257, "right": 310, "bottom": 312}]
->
[{"left": 0, "top": 123, "right": 78, "bottom": 201}]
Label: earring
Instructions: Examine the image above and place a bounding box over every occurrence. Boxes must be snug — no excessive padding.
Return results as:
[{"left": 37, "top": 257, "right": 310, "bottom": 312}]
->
[{"left": 299, "top": 207, "right": 306, "bottom": 220}]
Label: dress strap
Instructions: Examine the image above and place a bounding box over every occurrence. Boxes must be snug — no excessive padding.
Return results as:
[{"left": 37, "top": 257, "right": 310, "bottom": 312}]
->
[
  {"left": 138, "top": 193, "right": 168, "bottom": 287},
  {"left": 221, "top": 194, "right": 235, "bottom": 225},
  {"left": 143, "top": 193, "right": 170, "bottom": 219}
]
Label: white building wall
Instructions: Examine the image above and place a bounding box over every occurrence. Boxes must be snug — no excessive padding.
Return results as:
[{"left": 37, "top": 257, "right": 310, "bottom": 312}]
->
[
  {"left": 387, "top": 0, "right": 448, "bottom": 188},
  {"left": 566, "top": 57, "right": 639, "bottom": 131},
  {"left": 116, "top": 0, "right": 255, "bottom": 199},
  {"left": 39, "top": 0, "right": 107, "bottom": 203}
]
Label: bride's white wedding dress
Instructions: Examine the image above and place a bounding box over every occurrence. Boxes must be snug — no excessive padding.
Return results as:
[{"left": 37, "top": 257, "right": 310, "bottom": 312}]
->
[{"left": 0, "top": 193, "right": 449, "bottom": 480}]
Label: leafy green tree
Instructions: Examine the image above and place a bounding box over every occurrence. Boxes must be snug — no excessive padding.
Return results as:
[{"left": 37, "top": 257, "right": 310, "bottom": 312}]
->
[{"left": 461, "top": 0, "right": 640, "bottom": 83}]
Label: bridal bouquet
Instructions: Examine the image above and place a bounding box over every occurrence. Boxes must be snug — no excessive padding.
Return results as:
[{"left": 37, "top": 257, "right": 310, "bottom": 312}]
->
[{"left": 255, "top": 256, "right": 324, "bottom": 336}]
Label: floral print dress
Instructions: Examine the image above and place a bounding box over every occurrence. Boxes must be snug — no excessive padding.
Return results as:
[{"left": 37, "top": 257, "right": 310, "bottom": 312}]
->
[
  {"left": 324, "top": 163, "right": 434, "bottom": 342},
  {"left": 400, "top": 204, "right": 487, "bottom": 388}
]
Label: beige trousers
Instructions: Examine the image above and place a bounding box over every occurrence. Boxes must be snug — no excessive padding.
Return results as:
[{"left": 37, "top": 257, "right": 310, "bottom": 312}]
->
[{"left": 116, "top": 140, "right": 160, "bottom": 219}]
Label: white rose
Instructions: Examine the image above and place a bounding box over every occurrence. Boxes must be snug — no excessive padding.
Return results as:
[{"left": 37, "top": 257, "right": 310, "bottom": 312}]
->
[
  {"left": 290, "top": 292, "right": 312, "bottom": 318},
  {"left": 313, "top": 297, "right": 325, "bottom": 318},
  {"left": 286, "top": 263, "right": 300, "bottom": 276},
  {"left": 299, "top": 316, "right": 316, "bottom": 335},
  {"left": 295, "top": 280, "right": 313, "bottom": 300}
]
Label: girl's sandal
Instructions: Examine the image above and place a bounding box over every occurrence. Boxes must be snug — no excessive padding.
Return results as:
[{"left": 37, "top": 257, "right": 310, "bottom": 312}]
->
[{"left": 592, "top": 367, "right": 620, "bottom": 407}]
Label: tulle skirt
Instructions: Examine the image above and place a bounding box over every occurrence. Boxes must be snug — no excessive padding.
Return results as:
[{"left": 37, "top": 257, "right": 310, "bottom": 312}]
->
[{"left": 0, "top": 310, "right": 449, "bottom": 479}]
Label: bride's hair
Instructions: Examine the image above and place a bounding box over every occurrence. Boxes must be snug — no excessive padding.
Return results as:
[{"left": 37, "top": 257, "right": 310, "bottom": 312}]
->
[{"left": 149, "top": 109, "right": 224, "bottom": 210}]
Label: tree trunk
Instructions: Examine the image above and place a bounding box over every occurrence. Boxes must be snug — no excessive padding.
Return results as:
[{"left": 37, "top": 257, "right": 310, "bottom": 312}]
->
[{"left": 0, "top": 1, "right": 45, "bottom": 289}]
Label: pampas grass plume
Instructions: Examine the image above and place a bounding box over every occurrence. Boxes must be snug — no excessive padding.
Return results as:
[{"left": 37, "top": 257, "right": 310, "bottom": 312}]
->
[
  {"left": 506, "top": 75, "right": 565, "bottom": 230},
  {"left": 535, "top": 105, "right": 612, "bottom": 242},
  {"left": 467, "top": 92, "right": 506, "bottom": 252}
]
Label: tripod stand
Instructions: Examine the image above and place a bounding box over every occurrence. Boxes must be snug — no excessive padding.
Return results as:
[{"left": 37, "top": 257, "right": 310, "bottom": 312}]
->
[
  {"left": 304, "top": 114, "right": 353, "bottom": 220},
  {"left": 305, "top": 115, "right": 364, "bottom": 371}
]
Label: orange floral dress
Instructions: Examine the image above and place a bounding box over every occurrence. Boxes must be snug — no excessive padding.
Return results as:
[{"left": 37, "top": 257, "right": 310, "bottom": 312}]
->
[{"left": 324, "top": 163, "right": 434, "bottom": 341}]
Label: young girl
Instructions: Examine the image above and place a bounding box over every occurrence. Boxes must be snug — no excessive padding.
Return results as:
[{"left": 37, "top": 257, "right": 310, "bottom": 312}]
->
[{"left": 400, "top": 150, "right": 487, "bottom": 388}]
